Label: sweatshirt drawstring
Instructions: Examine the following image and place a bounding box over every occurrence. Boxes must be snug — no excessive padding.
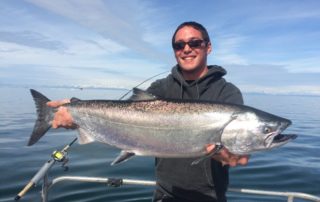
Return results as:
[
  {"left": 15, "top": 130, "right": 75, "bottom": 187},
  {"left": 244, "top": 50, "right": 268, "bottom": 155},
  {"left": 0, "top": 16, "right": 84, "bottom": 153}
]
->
[
  {"left": 175, "top": 68, "right": 201, "bottom": 99},
  {"left": 176, "top": 71, "right": 184, "bottom": 99},
  {"left": 196, "top": 82, "right": 200, "bottom": 99}
]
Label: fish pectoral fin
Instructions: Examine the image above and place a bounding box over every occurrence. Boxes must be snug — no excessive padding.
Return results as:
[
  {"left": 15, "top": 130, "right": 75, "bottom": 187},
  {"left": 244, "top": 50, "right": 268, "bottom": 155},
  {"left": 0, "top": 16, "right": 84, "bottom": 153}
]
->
[
  {"left": 77, "top": 128, "right": 95, "bottom": 144},
  {"left": 191, "top": 144, "right": 224, "bottom": 165},
  {"left": 111, "top": 151, "right": 135, "bottom": 165},
  {"left": 128, "top": 88, "right": 157, "bottom": 101}
]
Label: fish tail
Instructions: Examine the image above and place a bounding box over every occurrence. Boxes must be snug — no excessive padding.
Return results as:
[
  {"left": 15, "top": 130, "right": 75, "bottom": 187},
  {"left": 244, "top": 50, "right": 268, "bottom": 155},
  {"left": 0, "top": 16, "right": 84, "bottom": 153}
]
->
[{"left": 28, "top": 89, "right": 55, "bottom": 146}]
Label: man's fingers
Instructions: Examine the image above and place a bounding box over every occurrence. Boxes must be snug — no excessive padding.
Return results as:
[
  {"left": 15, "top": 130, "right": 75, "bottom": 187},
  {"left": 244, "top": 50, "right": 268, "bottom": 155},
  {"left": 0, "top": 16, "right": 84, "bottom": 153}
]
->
[
  {"left": 46, "top": 101, "right": 58, "bottom": 107},
  {"left": 211, "top": 147, "right": 250, "bottom": 167},
  {"left": 227, "top": 155, "right": 250, "bottom": 167},
  {"left": 219, "top": 148, "right": 230, "bottom": 158},
  {"left": 49, "top": 105, "right": 75, "bottom": 129},
  {"left": 52, "top": 120, "right": 58, "bottom": 129},
  {"left": 47, "top": 99, "right": 70, "bottom": 107},
  {"left": 228, "top": 161, "right": 237, "bottom": 167},
  {"left": 238, "top": 155, "right": 250, "bottom": 165},
  {"left": 206, "top": 144, "right": 216, "bottom": 153}
]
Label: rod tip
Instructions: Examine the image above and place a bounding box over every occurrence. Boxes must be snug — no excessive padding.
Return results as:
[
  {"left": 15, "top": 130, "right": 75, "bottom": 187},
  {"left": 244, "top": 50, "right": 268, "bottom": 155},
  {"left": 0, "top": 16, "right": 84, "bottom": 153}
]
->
[{"left": 14, "top": 195, "right": 21, "bottom": 201}]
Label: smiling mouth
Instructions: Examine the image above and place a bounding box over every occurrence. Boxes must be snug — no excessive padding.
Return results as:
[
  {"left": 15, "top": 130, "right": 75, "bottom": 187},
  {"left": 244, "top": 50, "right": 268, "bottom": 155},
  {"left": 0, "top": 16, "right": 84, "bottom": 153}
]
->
[{"left": 182, "top": 57, "right": 195, "bottom": 61}]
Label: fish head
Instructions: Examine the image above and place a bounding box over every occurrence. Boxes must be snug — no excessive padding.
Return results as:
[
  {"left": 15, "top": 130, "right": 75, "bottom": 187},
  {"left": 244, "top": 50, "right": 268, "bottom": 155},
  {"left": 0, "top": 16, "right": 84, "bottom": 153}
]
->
[{"left": 221, "top": 109, "right": 297, "bottom": 155}]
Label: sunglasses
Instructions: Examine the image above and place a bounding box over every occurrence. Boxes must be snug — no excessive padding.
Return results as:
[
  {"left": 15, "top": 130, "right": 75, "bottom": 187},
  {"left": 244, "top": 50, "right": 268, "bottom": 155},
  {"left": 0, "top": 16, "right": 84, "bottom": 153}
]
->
[{"left": 172, "top": 39, "right": 206, "bottom": 51}]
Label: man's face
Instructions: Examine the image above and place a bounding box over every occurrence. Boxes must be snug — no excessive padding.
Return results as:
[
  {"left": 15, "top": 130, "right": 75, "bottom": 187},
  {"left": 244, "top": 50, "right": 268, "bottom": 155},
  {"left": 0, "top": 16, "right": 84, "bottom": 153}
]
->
[{"left": 173, "top": 26, "right": 212, "bottom": 76}]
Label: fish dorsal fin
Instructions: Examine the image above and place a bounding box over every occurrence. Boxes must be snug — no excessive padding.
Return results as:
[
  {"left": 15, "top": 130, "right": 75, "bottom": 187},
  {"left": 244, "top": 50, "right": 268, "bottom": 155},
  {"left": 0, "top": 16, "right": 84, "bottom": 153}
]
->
[
  {"left": 70, "top": 97, "right": 81, "bottom": 103},
  {"left": 129, "top": 88, "right": 157, "bottom": 101}
]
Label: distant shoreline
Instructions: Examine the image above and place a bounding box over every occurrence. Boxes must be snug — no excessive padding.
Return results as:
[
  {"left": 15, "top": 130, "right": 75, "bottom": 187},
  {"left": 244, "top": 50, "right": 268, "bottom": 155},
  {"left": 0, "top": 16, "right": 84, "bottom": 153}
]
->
[{"left": 1, "top": 83, "right": 319, "bottom": 97}]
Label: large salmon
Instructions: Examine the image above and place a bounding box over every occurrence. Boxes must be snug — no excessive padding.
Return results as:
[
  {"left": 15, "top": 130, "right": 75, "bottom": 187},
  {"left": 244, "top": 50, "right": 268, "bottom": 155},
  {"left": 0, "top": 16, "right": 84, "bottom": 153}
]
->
[{"left": 28, "top": 88, "right": 296, "bottom": 164}]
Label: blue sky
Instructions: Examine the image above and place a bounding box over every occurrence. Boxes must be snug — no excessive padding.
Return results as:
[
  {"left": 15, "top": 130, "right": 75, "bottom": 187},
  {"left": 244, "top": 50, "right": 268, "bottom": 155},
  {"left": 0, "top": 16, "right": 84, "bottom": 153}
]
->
[{"left": 1, "top": 0, "right": 320, "bottom": 95}]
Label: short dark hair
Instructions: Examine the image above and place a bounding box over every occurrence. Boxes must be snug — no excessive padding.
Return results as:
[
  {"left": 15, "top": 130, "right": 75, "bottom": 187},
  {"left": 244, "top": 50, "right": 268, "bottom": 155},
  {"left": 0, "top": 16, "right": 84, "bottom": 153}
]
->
[{"left": 171, "top": 21, "right": 211, "bottom": 48}]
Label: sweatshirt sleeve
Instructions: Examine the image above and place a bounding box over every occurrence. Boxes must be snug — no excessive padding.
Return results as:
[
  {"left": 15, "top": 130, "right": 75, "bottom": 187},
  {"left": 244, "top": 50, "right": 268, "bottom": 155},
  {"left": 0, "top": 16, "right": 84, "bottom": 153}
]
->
[{"left": 219, "top": 82, "right": 244, "bottom": 105}]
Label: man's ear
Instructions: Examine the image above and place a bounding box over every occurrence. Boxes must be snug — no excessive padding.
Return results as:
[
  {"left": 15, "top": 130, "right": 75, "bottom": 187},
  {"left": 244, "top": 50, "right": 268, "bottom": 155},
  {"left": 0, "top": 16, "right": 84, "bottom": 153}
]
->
[{"left": 206, "top": 42, "right": 212, "bottom": 55}]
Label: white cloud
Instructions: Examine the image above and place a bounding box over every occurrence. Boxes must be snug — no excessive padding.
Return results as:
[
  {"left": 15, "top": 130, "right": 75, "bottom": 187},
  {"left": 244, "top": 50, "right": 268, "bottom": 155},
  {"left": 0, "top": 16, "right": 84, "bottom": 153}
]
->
[
  {"left": 26, "top": 0, "right": 171, "bottom": 63},
  {"left": 209, "top": 34, "right": 248, "bottom": 65},
  {"left": 279, "top": 57, "right": 320, "bottom": 73},
  {"left": 0, "top": 31, "right": 65, "bottom": 50},
  {"left": 1, "top": 0, "right": 320, "bottom": 96}
]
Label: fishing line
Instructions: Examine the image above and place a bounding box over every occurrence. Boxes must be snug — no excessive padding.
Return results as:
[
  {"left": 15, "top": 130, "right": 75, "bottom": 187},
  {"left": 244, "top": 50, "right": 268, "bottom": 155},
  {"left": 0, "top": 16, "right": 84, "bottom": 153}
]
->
[{"left": 118, "top": 70, "right": 169, "bottom": 100}]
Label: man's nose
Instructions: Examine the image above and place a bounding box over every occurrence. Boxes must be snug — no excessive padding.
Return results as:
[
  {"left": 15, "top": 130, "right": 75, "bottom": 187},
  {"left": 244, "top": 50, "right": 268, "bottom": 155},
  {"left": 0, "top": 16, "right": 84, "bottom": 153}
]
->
[{"left": 183, "top": 44, "right": 192, "bottom": 53}]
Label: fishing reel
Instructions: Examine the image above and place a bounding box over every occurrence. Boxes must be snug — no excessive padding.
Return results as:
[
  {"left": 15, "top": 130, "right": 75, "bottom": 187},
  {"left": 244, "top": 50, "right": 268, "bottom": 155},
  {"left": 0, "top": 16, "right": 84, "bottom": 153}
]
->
[{"left": 52, "top": 150, "right": 69, "bottom": 171}]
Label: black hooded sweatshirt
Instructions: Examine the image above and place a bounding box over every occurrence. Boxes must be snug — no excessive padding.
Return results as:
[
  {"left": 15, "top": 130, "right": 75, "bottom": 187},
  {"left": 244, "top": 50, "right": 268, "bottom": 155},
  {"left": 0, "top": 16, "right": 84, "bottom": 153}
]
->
[{"left": 147, "top": 65, "right": 243, "bottom": 202}]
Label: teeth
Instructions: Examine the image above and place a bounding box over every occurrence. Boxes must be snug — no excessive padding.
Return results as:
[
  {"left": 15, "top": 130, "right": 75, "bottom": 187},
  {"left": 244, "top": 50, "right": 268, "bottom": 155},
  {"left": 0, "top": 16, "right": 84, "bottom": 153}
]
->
[{"left": 184, "top": 57, "right": 194, "bottom": 60}]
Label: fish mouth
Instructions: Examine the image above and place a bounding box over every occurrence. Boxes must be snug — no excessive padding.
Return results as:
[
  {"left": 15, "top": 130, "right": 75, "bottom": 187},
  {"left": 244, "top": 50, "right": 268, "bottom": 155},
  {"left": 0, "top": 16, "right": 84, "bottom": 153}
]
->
[
  {"left": 264, "top": 120, "right": 294, "bottom": 148},
  {"left": 265, "top": 133, "right": 297, "bottom": 148},
  {"left": 273, "top": 133, "right": 297, "bottom": 143}
]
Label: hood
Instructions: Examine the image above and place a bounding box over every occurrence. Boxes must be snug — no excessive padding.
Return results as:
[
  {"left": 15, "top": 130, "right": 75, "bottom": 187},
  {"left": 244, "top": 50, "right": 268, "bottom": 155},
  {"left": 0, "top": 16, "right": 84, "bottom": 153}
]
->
[{"left": 171, "top": 65, "right": 227, "bottom": 98}]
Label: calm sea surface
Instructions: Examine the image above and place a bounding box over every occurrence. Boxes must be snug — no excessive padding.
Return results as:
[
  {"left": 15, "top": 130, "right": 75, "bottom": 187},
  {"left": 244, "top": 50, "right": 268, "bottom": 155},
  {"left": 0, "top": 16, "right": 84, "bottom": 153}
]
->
[{"left": 0, "top": 86, "right": 319, "bottom": 202}]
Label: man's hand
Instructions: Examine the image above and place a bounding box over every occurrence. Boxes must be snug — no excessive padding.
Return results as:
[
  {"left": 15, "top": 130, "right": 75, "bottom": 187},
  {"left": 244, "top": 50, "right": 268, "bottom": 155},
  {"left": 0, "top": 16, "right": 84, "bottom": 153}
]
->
[
  {"left": 47, "top": 99, "right": 76, "bottom": 129},
  {"left": 206, "top": 144, "right": 249, "bottom": 167}
]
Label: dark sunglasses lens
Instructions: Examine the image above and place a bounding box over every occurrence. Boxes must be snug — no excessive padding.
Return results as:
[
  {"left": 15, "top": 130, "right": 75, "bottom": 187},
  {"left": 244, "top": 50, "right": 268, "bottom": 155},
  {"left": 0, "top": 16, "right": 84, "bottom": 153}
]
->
[
  {"left": 188, "top": 40, "right": 203, "bottom": 48},
  {"left": 173, "top": 42, "right": 186, "bottom": 50}
]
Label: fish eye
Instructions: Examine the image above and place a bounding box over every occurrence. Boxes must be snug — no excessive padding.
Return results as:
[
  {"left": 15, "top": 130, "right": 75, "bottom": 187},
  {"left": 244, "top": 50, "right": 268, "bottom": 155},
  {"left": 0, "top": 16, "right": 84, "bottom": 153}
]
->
[{"left": 263, "top": 126, "right": 272, "bottom": 134}]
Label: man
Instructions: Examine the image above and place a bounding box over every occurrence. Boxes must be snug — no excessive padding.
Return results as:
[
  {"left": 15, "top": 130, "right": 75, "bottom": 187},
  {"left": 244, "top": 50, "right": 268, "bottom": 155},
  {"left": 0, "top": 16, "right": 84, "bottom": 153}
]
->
[{"left": 48, "top": 21, "right": 249, "bottom": 202}]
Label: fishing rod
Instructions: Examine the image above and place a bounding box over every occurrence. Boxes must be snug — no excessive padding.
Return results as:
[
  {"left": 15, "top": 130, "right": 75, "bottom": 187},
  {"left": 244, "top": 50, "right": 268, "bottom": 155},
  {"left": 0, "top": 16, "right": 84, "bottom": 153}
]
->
[{"left": 14, "top": 138, "right": 77, "bottom": 201}]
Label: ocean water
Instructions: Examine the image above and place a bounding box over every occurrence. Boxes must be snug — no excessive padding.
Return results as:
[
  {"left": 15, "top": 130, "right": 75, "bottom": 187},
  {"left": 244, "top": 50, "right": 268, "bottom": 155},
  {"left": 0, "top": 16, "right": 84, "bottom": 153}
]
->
[{"left": 0, "top": 86, "right": 319, "bottom": 202}]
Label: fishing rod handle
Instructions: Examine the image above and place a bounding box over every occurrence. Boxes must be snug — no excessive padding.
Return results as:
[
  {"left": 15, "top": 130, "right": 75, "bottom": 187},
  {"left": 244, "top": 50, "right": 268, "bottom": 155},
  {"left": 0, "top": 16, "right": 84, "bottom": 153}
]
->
[
  {"left": 14, "top": 159, "right": 55, "bottom": 201},
  {"left": 14, "top": 181, "right": 34, "bottom": 201}
]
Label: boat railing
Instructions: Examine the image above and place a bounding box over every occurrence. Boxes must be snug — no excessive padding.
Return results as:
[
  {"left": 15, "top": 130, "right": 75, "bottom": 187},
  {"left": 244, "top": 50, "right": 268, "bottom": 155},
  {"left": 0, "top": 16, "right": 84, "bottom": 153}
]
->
[
  {"left": 40, "top": 175, "right": 319, "bottom": 202},
  {"left": 15, "top": 139, "right": 320, "bottom": 202}
]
